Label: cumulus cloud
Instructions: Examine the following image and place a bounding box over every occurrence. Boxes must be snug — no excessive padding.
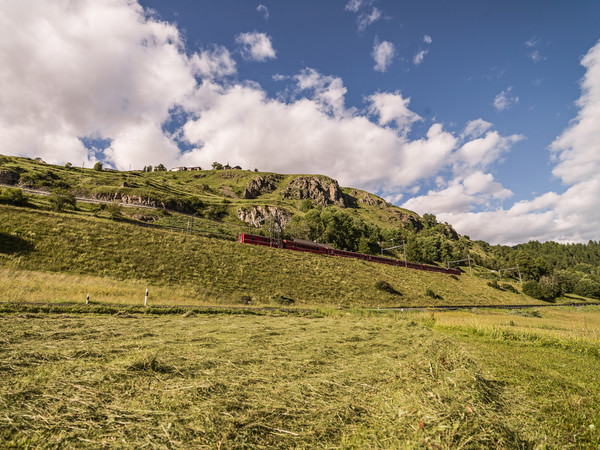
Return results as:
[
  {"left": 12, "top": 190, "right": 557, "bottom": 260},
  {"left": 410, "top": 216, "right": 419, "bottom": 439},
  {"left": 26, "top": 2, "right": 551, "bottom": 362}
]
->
[
  {"left": 423, "top": 35, "right": 432, "bottom": 44},
  {"left": 0, "top": 0, "right": 197, "bottom": 168},
  {"left": 550, "top": 40, "right": 600, "bottom": 185},
  {"left": 372, "top": 40, "right": 395, "bottom": 72},
  {"left": 256, "top": 4, "right": 269, "bottom": 20},
  {"left": 191, "top": 46, "right": 236, "bottom": 79},
  {"left": 493, "top": 87, "right": 519, "bottom": 111},
  {"left": 413, "top": 50, "right": 428, "bottom": 65},
  {"left": 293, "top": 68, "right": 349, "bottom": 117},
  {"left": 403, "top": 40, "right": 600, "bottom": 244},
  {"left": 235, "top": 31, "right": 276, "bottom": 62},
  {"left": 367, "top": 91, "right": 421, "bottom": 135}
]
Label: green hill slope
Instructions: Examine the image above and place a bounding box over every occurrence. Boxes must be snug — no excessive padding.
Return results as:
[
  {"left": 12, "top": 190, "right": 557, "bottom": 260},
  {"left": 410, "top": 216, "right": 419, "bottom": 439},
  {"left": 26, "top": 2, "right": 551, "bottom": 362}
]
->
[{"left": 1, "top": 205, "right": 546, "bottom": 307}]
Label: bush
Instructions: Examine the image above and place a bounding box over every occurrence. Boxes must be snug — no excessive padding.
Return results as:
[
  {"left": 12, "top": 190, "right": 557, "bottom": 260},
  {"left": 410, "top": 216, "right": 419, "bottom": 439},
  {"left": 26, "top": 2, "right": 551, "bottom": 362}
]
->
[
  {"left": 425, "top": 288, "right": 442, "bottom": 300},
  {"left": 272, "top": 295, "right": 295, "bottom": 306},
  {"left": 502, "top": 283, "right": 519, "bottom": 294},
  {"left": 0, "top": 187, "right": 27, "bottom": 206},
  {"left": 93, "top": 161, "right": 103, "bottom": 171},
  {"left": 539, "top": 276, "right": 562, "bottom": 301},
  {"left": 374, "top": 280, "right": 402, "bottom": 296},
  {"left": 522, "top": 280, "right": 543, "bottom": 300},
  {"left": 573, "top": 278, "right": 600, "bottom": 299},
  {"left": 487, "top": 280, "right": 503, "bottom": 291}
]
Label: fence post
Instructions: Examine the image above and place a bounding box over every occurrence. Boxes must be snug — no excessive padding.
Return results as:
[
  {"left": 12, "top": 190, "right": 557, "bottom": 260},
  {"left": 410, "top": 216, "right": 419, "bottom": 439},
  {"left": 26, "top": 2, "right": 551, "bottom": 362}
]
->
[{"left": 145, "top": 288, "right": 148, "bottom": 306}]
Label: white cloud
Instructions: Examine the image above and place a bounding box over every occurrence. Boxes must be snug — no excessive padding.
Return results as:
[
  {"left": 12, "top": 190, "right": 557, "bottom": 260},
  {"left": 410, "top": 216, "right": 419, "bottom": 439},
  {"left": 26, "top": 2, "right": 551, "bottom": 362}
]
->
[
  {"left": 550, "top": 40, "right": 600, "bottom": 186},
  {"left": 493, "top": 87, "right": 519, "bottom": 111},
  {"left": 191, "top": 46, "right": 236, "bottom": 79},
  {"left": 367, "top": 91, "right": 421, "bottom": 135},
  {"left": 462, "top": 119, "right": 493, "bottom": 139},
  {"left": 402, "top": 40, "right": 600, "bottom": 244},
  {"left": 357, "top": 7, "right": 382, "bottom": 31},
  {"left": 372, "top": 40, "right": 395, "bottom": 72},
  {"left": 423, "top": 35, "right": 432, "bottom": 44},
  {"left": 0, "top": 0, "right": 197, "bottom": 169},
  {"left": 257, "top": 4, "right": 269, "bottom": 20},
  {"left": 413, "top": 50, "right": 428, "bottom": 65},
  {"left": 293, "top": 68, "right": 348, "bottom": 117},
  {"left": 344, "top": 0, "right": 366, "bottom": 13},
  {"left": 235, "top": 31, "right": 276, "bottom": 62},
  {"left": 453, "top": 130, "right": 524, "bottom": 172},
  {"left": 528, "top": 50, "right": 546, "bottom": 63}
]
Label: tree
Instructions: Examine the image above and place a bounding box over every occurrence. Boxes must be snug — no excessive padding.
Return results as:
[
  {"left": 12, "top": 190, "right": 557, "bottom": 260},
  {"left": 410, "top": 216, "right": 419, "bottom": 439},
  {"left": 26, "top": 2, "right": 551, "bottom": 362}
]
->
[
  {"left": 212, "top": 162, "right": 223, "bottom": 170},
  {"left": 155, "top": 163, "right": 167, "bottom": 172},
  {"left": 93, "top": 161, "right": 103, "bottom": 171}
]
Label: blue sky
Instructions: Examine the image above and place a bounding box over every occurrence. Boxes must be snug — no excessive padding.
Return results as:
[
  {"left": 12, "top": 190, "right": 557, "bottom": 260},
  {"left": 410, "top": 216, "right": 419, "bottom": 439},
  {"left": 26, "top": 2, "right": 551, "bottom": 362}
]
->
[{"left": 1, "top": 1, "right": 600, "bottom": 244}]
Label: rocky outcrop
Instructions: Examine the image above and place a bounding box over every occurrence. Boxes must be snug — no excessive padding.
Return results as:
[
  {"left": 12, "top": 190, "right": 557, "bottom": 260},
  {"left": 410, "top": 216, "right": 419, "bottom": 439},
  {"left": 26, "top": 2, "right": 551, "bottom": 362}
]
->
[
  {"left": 388, "top": 210, "right": 424, "bottom": 232},
  {"left": 0, "top": 170, "right": 19, "bottom": 185},
  {"left": 349, "top": 190, "right": 389, "bottom": 207},
  {"left": 282, "top": 176, "right": 347, "bottom": 207},
  {"left": 91, "top": 192, "right": 192, "bottom": 213},
  {"left": 243, "top": 175, "right": 282, "bottom": 199},
  {"left": 237, "top": 206, "right": 293, "bottom": 232}
]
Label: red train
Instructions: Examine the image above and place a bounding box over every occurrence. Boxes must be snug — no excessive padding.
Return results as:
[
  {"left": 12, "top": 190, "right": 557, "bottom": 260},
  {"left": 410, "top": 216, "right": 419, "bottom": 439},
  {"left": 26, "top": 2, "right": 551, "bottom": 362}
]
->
[{"left": 238, "top": 233, "right": 461, "bottom": 276}]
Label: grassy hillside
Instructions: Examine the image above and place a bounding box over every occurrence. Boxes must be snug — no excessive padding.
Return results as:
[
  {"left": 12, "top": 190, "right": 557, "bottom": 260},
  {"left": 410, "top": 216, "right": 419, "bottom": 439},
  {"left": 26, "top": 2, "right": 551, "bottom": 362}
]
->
[{"left": 0, "top": 204, "right": 568, "bottom": 308}]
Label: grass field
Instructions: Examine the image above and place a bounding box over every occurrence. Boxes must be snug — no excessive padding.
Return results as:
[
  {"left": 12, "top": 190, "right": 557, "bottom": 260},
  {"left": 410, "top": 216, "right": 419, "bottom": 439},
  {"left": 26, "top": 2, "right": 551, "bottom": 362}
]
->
[
  {"left": 1, "top": 205, "right": 570, "bottom": 309},
  {"left": 0, "top": 307, "right": 599, "bottom": 447}
]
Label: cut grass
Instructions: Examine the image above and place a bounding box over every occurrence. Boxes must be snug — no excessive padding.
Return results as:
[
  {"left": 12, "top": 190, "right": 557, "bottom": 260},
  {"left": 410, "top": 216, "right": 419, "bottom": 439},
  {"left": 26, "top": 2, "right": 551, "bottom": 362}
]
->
[{"left": 0, "top": 312, "right": 598, "bottom": 447}]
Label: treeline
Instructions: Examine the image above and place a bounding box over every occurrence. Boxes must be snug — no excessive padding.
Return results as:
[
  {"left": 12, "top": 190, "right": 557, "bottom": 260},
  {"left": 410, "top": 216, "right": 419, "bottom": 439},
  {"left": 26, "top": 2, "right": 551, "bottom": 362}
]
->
[
  {"left": 475, "top": 239, "right": 600, "bottom": 301},
  {"left": 279, "top": 208, "right": 469, "bottom": 266}
]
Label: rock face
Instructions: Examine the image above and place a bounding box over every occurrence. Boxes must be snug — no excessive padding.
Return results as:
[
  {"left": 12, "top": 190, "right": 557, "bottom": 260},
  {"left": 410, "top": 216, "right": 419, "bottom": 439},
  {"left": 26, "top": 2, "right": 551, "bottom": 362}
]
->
[
  {"left": 237, "top": 206, "right": 293, "bottom": 232},
  {"left": 92, "top": 192, "right": 191, "bottom": 213},
  {"left": 282, "top": 176, "right": 347, "bottom": 207},
  {"left": 0, "top": 170, "right": 20, "bottom": 185},
  {"left": 349, "top": 190, "right": 388, "bottom": 207},
  {"left": 388, "top": 210, "right": 424, "bottom": 232},
  {"left": 243, "top": 175, "right": 282, "bottom": 199}
]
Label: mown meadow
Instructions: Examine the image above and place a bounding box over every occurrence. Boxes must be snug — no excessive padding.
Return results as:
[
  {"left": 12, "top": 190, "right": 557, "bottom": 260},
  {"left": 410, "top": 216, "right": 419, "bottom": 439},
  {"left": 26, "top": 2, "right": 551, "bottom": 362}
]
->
[{"left": 0, "top": 307, "right": 599, "bottom": 447}]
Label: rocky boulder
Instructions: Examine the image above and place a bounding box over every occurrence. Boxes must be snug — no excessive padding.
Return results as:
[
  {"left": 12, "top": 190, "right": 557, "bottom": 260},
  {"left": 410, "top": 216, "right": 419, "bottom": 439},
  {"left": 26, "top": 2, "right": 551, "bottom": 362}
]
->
[
  {"left": 0, "top": 170, "right": 20, "bottom": 185},
  {"left": 282, "top": 176, "right": 347, "bottom": 207},
  {"left": 243, "top": 175, "right": 282, "bottom": 199},
  {"left": 237, "top": 206, "right": 293, "bottom": 232}
]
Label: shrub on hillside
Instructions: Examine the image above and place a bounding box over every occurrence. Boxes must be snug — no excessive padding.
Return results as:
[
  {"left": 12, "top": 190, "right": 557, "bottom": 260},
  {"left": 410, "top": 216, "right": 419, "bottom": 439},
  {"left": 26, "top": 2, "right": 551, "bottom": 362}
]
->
[
  {"left": 522, "top": 280, "right": 543, "bottom": 300},
  {"left": 0, "top": 187, "right": 27, "bottom": 206},
  {"left": 573, "top": 278, "right": 600, "bottom": 299},
  {"left": 374, "top": 280, "right": 402, "bottom": 296},
  {"left": 487, "top": 280, "right": 503, "bottom": 291},
  {"left": 425, "top": 288, "right": 442, "bottom": 300},
  {"left": 538, "top": 276, "right": 562, "bottom": 301},
  {"left": 502, "top": 283, "right": 519, "bottom": 294}
]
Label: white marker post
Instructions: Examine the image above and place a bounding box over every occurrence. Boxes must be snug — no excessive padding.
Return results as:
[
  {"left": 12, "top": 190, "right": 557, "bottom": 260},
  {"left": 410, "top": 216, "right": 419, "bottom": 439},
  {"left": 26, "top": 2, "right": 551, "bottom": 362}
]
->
[
  {"left": 144, "top": 288, "right": 148, "bottom": 306},
  {"left": 86, "top": 293, "right": 89, "bottom": 305}
]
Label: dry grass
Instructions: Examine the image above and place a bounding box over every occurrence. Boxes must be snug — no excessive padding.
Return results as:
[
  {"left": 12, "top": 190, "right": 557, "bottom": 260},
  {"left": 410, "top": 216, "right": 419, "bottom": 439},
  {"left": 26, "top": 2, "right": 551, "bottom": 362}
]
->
[{"left": 0, "top": 311, "right": 599, "bottom": 447}]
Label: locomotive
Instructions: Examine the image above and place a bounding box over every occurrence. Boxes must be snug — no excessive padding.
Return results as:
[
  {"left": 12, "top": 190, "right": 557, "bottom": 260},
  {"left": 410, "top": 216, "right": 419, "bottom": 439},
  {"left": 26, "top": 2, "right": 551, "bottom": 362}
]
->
[{"left": 238, "top": 233, "right": 461, "bottom": 276}]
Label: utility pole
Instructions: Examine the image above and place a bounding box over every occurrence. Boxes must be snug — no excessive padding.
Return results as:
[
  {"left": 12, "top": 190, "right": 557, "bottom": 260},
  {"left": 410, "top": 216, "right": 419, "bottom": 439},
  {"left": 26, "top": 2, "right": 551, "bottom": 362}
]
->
[{"left": 447, "top": 256, "right": 472, "bottom": 277}]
